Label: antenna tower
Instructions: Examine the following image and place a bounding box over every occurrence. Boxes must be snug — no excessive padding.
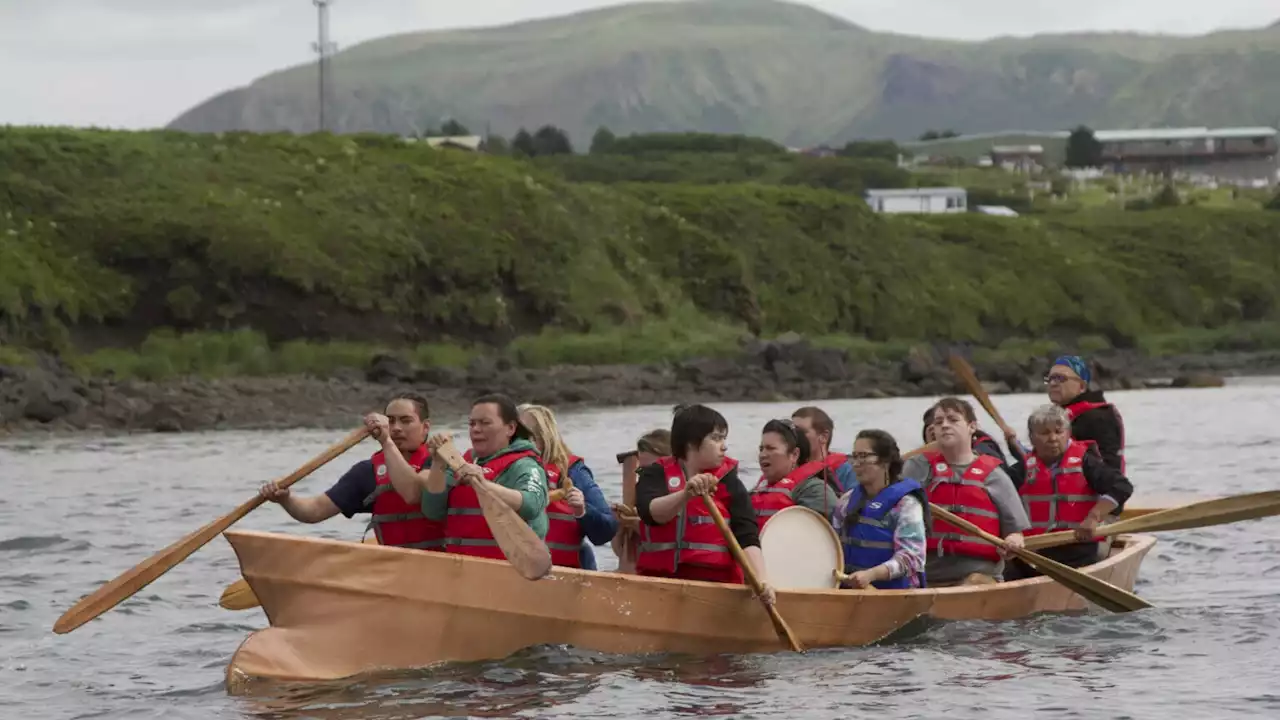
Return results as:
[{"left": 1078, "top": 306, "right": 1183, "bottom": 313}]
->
[{"left": 312, "top": 0, "right": 338, "bottom": 132}]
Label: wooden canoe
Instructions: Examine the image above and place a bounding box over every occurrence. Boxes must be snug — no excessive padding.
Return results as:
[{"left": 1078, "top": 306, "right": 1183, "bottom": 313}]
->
[{"left": 220, "top": 529, "right": 1155, "bottom": 692}]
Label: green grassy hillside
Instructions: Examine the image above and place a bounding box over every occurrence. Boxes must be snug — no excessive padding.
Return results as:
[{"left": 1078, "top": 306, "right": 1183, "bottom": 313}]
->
[
  {"left": 167, "top": 0, "right": 1280, "bottom": 145},
  {"left": 3, "top": 128, "right": 1280, "bottom": 371}
]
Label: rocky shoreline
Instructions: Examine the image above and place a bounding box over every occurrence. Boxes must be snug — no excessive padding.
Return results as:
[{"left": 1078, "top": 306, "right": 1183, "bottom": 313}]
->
[{"left": 2, "top": 336, "right": 1277, "bottom": 435}]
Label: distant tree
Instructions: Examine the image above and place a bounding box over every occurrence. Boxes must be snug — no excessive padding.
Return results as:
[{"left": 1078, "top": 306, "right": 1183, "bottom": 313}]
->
[
  {"left": 839, "top": 139, "right": 901, "bottom": 163},
  {"left": 439, "top": 119, "right": 471, "bottom": 136},
  {"left": 1065, "top": 125, "right": 1103, "bottom": 168},
  {"left": 918, "top": 129, "right": 960, "bottom": 141},
  {"left": 1266, "top": 192, "right": 1280, "bottom": 211},
  {"left": 589, "top": 127, "right": 617, "bottom": 154},
  {"left": 532, "top": 125, "right": 574, "bottom": 156},
  {"left": 1152, "top": 183, "right": 1182, "bottom": 208},
  {"left": 511, "top": 128, "right": 537, "bottom": 157},
  {"left": 480, "top": 133, "right": 509, "bottom": 155},
  {"left": 605, "top": 132, "right": 785, "bottom": 156}
]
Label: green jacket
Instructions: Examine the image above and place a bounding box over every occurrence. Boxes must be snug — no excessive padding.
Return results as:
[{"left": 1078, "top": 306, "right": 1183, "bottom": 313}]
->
[{"left": 421, "top": 438, "right": 549, "bottom": 539}]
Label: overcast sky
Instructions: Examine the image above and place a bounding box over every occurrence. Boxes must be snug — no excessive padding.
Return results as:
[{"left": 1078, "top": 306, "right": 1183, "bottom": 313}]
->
[{"left": 2, "top": 0, "right": 1277, "bottom": 129}]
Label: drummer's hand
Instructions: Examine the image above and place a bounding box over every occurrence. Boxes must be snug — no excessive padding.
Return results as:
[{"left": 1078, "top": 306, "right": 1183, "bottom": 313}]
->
[
  {"left": 754, "top": 582, "right": 776, "bottom": 606},
  {"left": 1000, "top": 532, "right": 1026, "bottom": 559},
  {"left": 684, "top": 473, "right": 719, "bottom": 497},
  {"left": 845, "top": 569, "right": 878, "bottom": 589}
]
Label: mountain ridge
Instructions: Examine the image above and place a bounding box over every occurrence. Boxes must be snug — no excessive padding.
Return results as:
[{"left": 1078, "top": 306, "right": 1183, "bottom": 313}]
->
[{"left": 167, "top": 0, "right": 1280, "bottom": 145}]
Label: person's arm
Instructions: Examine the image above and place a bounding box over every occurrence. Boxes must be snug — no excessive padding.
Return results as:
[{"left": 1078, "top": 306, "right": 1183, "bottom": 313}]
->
[
  {"left": 1084, "top": 410, "right": 1125, "bottom": 472},
  {"left": 262, "top": 460, "right": 371, "bottom": 523},
  {"left": 492, "top": 458, "right": 548, "bottom": 521},
  {"left": 420, "top": 466, "right": 454, "bottom": 522},
  {"left": 1081, "top": 452, "right": 1132, "bottom": 512},
  {"left": 985, "top": 467, "right": 1031, "bottom": 538},
  {"left": 1006, "top": 456, "right": 1027, "bottom": 490},
  {"left": 569, "top": 464, "right": 619, "bottom": 545},
  {"left": 637, "top": 464, "right": 689, "bottom": 526},
  {"left": 900, "top": 455, "right": 929, "bottom": 483},
  {"left": 721, "top": 470, "right": 761, "bottom": 549},
  {"left": 376, "top": 439, "right": 428, "bottom": 506},
  {"left": 791, "top": 476, "right": 838, "bottom": 517}
]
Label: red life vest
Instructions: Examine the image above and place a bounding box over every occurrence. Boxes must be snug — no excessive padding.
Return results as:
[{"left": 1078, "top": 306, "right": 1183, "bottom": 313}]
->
[
  {"left": 444, "top": 446, "right": 540, "bottom": 560},
  {"left": 1019, "top": 441, "right": 1099, "bottom": 539},
  {"left": 923, "top": 452, "right": 1004, "bottom": 562},
  {"left": 750, "top": 457, "right": 830, "bottom": 522},
  {"left": 544, "top": 454, "right": 586, "bottom": 568},
  {"left": 636, "top": 457, "right": 744, "bottom": 584},
  {"left": 367, "top": 445, "right": 444, "bottom": 550},
  {"left": 1064, "top": 400, "right": 1126, "bottom": 473}
]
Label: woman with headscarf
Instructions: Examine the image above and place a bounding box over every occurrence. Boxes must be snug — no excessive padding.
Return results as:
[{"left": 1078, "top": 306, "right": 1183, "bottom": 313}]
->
[{"left": 1029, "top": 355, "right": 1127, "bottom": 473}]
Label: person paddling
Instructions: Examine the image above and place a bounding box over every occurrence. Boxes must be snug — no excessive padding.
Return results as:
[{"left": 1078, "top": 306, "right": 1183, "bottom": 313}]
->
[
  {"left": 791, "top": 406, "right": 856, "bottom": 493},
  {"left": 421, "top": 394, "right": 550, "bottom": 557},
  {"left": 905, "top": 397, "right": 1029, "bottom": 586},
  {"left": 518, "top": 404, "right": 618, "bottom": 570},
  {"left": 1023, "top": 355, "right": 1126, "bottom": 473},
  {"left": 832, "top": 429, "right": 928, "bottom": 589},
  {"left": 258, "top": 394, "right": 442, "bottom": 550},
  {"left": 1004, "top": 404, "right": 1134, "bottom": 579},
  {"left": 612, "top": 429, "right": 670, "bottom": 574},
  {"left": 750, "top": 419, "right": 839, "bottom": 521},
  {"left": 635, "top": 404, "right": 776, "bottom": 605}
]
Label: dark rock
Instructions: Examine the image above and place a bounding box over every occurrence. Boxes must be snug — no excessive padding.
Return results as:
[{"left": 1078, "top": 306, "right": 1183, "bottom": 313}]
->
[
  {"left": 366, "top": 353, "right": 414, "bottom": 384},
  {"left": 901, "top": 345, "right": 939, "bottom": 383},
  {"left": 415, "top": 366, "right": 466, "bottom": 387}
]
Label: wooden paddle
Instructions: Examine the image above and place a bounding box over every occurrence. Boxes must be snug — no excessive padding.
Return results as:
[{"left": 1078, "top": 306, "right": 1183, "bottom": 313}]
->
[
  {"left": 219, "top": 533, "right": 381, "bottom": 611},
  {"left": 1026, "top": 490, "right": 1280, "bottom": 551},
  {"left": 699, "top": 492, "right": 804, "bottom": 652},
  {"left": 431, "top": 437, "right": 553, "bottom": 581},
  {"left": 928, "top": 504, "right": 1152, "bottom": 613},
  {"left": 53, "top": 427, "right": 371, "bottom": 634},
  {"left": 903, "top": 442, "right": 938, "bottom": 460},
  {"left": 948, "top": 354, "right": 1012, "bottom": 431}
]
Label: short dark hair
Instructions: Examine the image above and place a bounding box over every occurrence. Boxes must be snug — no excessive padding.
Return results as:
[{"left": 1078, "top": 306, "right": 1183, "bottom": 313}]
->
[
  {"left": 671, "top": 404, "right": 728, "bottom": 459},
  {"left": 856, "top": 429, "right": 904, "bottom": 481},
  {"left": 472, "top": 393, "right": 531, "bottom": 440},
  {"left": 931, "top": 397, "right": 977, "bottom": 424},
  {"left": 763, "top": 419, "right": 811, "bottom": 464},
  {"left": 387, "top": 393, "right": 430, "bottom": 420},
  {"left": 791, "top": 406, "right": 834, "bottom": 448}
]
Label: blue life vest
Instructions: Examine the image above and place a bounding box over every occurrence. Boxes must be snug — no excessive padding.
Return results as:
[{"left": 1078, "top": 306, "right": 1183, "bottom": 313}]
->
[{"left": 840, "top": 479, "right": 927, "bottom": 589}]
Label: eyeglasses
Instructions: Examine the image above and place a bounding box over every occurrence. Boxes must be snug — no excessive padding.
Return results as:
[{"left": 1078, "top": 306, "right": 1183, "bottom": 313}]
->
[
  {"left": 850, "top": 452, "right": 880, "bottom": 465},
  {"left": 1043, "top": 373, "right": 1078, "bottom": 386}
]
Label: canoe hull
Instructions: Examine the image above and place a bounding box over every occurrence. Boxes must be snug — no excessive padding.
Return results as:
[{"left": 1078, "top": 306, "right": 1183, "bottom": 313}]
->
[{"left": 221, "top": 530, "right": 1155, "bottom": 692}]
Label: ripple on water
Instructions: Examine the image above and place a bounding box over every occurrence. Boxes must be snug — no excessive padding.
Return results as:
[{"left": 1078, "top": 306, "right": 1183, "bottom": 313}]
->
[{"left": 0, "top": 535, "right": 90, "bottom": 553}]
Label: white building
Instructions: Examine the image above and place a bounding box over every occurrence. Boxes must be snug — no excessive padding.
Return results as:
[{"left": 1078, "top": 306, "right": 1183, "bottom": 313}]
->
[{"left": 865, "top": 187, "right": 967, "bottom": 214}]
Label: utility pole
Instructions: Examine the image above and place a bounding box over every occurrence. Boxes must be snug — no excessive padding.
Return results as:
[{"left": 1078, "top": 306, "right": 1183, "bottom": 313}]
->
[{"left": 312, "top": 0, "right": 338, "bottom": 132}]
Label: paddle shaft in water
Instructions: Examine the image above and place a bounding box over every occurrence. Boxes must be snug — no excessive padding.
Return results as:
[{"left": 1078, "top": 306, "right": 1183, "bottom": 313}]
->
[
  {"left": 53, "top": 427, "right": 371, "bottom": 634},
  {"left": 699, "top": 492, "right": 805, "bottom": 653},
  {"left": 1026, "top": 490, "right": 1280, "bottom": 551},
  {"left": 928, "top": 504, "right": 1153, "bottom": 613}
]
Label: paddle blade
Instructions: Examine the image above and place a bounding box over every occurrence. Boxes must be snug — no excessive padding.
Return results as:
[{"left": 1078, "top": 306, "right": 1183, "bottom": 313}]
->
[
  {"left": 472, "top": 479, "right": 553, "bottom": 580},
  {"left": 220, "top": 578, "right": 260, "bottom": 611},
  {"left": 1009, "top": 546, "right": 1153, "bottom": 613},
  {"left": 52, "top": 427, "right": 369, "bottom": 634}
]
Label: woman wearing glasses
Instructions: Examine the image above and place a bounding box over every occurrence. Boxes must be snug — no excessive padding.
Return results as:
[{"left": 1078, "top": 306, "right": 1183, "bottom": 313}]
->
[
  {"left": 750, "top": 418, "right": 841, "bottom": 522},
  {"left": 831, "top": 429, "right": 928, "bottom": 589},
  {"left": 1036, "top": 355, "right": 1127, "bottom": 473}
]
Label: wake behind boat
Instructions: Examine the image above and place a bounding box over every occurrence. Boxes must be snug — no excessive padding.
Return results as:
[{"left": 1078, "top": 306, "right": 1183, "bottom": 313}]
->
[{"left": 221, "top": 528, "right": 1155, "bottom": 692}]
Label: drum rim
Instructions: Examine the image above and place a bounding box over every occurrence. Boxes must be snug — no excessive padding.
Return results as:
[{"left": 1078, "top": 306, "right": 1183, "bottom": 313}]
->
[{"left": 759, "top": 505, "right": 843, "bottom": 578}]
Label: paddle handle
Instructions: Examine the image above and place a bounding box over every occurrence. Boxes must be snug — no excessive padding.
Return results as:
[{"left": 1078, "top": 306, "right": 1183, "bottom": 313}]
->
[
  {"left": 52, "top": 427, "right": 370, "bottom": 634},
  {"left": 949, "top": 355, "right": 1013, "bottom": 434},
  {"left": 903, "top": 442, "right": 937, "bottom": 460},
  {"left": 699, "top": 492, "right": 804, "bottom": 653}
]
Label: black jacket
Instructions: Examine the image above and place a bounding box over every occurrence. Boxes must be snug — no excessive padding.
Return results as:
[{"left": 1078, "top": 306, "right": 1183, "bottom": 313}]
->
[{"left": 1063, "top": 390, "right": 1125, "bottom": 472}]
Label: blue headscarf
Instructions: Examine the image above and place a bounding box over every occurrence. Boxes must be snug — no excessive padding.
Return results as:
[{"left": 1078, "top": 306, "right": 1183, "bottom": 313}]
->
[{"left": 1052, "top": 355, "right": 1091, "bottom": 384}]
